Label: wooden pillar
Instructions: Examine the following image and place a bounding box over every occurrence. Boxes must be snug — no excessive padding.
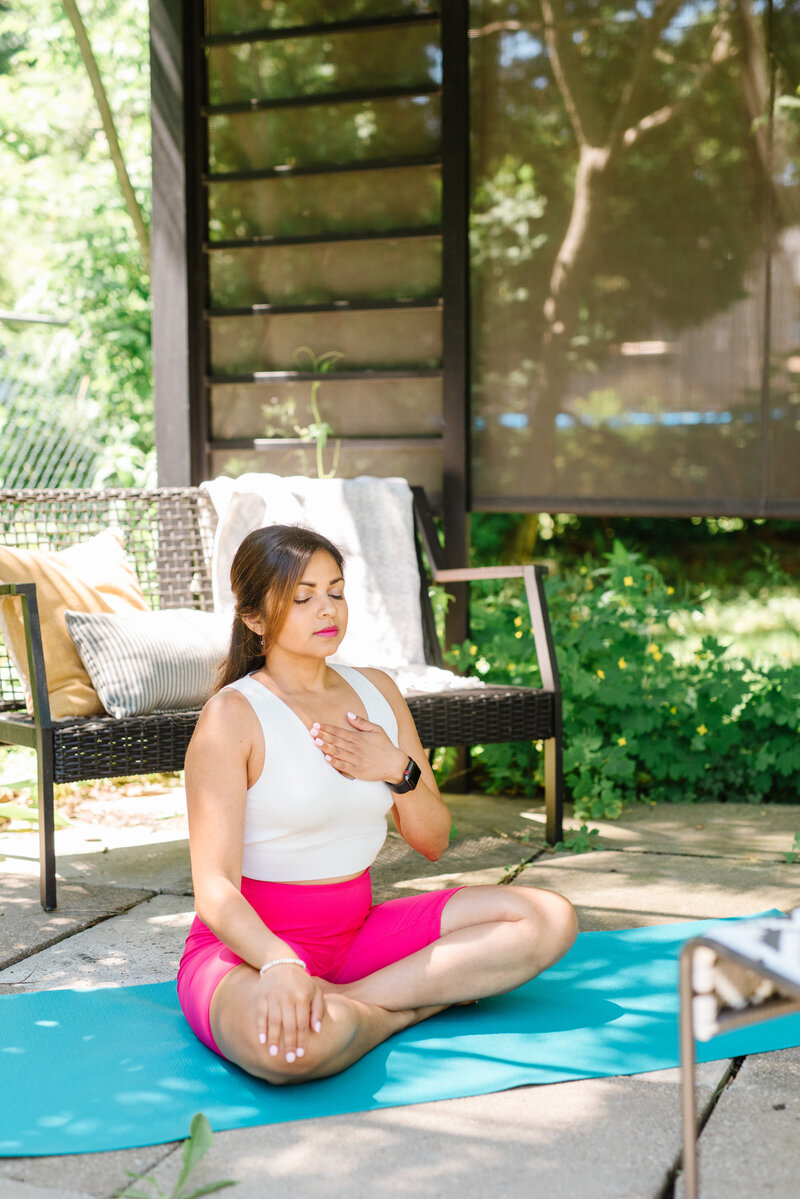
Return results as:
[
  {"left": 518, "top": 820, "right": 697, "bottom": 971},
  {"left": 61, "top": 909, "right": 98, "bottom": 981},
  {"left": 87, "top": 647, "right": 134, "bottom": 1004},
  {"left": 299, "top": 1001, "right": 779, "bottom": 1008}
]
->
[
  {"left": 441, "top": 0, "right": 471, "bottom": 647},
  {"left": 150, "top": 0, "right": 204, "bottom": 485}
]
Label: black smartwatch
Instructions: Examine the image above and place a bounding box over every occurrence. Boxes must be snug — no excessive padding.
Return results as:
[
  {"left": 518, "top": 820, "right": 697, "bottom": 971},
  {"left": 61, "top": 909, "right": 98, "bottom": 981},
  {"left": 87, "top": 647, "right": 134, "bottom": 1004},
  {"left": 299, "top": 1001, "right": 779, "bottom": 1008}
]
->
[{"left": 388, "top": 756, "right": 421, "bottom": 794}]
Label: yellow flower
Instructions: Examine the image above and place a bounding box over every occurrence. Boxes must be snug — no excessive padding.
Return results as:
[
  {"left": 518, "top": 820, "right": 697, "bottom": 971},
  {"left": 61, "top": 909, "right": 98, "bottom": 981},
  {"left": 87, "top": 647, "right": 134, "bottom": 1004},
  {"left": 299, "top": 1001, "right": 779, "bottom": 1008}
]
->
[
  {"left": 653, "top": 650, "right": 663, "bottom": 662},
  {"left": 667, "top": 586, "right": 675, "bottom": 595},
  {"left": 617, "top": 736, "right": 627, "bottom": 747},
  {"left": 514, "top": 615, "right": 523, "bottom": 627},
  {"left": 623, "top": 576, "right": 633, "bottom": 587},
  {"left": 647, "top": 643, "right": 659, "bottom": 656},
  {"left": 470, "top": 645, "right": 477, "bottom": 655},
  {"left": 670, "top": 706, "right": 677, "bottom": 715},
  {"left": 618, "top": 657, "right": 627, "bottom": 669},
  {"left": 697, "top": 724, "right": 708, "bottom": 736},
  {"left": 597, "top": 669, "right": 606, "bottom": 679},
  {"left": 514, "top": 630, "right": 523, "bottom": 639}
]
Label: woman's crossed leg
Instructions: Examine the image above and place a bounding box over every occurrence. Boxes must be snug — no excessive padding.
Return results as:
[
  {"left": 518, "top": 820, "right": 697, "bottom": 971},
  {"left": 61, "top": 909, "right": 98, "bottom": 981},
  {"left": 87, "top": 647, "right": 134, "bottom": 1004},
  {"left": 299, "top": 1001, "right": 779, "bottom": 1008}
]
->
[{"left": 210, "top": 883, "right": 577, "bottom": 1084}]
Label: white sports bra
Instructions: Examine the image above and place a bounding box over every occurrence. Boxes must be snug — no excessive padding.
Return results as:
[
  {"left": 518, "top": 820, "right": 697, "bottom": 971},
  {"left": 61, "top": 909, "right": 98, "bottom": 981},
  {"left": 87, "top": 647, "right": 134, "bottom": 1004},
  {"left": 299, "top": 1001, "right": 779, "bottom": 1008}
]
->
[{"left": 226, "top": 664, "right": 399, "bottom": 882}]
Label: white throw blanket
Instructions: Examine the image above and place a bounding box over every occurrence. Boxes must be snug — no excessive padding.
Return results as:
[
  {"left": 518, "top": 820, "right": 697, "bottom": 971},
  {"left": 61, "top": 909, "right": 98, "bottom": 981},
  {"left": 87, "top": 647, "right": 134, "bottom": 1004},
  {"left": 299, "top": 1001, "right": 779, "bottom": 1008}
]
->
[{"left": 200, "top": 474, "right": 483, "bottom": 695}]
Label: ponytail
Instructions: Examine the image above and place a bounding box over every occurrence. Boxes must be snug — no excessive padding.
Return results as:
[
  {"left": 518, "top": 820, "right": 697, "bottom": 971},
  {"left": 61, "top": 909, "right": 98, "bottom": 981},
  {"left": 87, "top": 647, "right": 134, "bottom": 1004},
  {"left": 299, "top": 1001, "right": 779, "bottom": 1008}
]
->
[{"left": 216, "top": 613, "right": 265, "bottom": 692}]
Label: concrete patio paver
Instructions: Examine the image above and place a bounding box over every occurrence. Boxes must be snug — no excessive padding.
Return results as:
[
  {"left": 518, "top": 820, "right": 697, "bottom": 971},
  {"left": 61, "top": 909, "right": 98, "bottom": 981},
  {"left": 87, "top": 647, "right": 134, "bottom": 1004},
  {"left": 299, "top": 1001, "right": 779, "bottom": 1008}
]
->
[
  {"left": 514, "top": 849, "right": 800, "bottom": 929},
  {"left": 675, "top": 1046, "right": 800, "bottom": 1199},
  {"left": 391, "top": 848, "right": 800, "bottom": 929},
  {"left": 0, "top": 892, "right": 193, "bottom": 992},
  {"left": 0, "top": 1182, "right": 99, "bottom": 1199},
  {"left": 0, "top": 873, "right": 153, "bottom": 972},
  {"left": 522, "top": 801, "right": 800, "bottom": 862},
  {"left": 0, "top": 783, "right": 191, "bottom": 894},
  {"left": 115, "top": 1062, "right": 729, "bottom": 1199}
]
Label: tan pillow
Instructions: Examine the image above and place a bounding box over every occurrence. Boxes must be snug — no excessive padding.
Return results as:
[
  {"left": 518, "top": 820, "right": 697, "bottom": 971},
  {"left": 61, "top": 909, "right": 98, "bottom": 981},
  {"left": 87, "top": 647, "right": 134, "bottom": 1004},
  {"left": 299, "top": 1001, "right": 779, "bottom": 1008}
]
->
[{"left": 0, "top": 529, "right": 148, "bottom": 718}]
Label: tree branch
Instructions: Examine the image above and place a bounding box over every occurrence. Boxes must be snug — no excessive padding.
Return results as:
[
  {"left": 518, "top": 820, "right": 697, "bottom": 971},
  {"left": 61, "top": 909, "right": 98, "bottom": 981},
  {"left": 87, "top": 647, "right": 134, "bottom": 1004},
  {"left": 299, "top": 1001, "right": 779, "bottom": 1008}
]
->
[
  {"left": 468, "top": 20, "right": 523, "bottom": 40},
  {"left": 539, "top": 0, "right": 592, "bottom": 147},
  {"left": 61, "top": 0, "right": 150, "bottom": 266},
  {"left": 621, "top": 4, "right": 736, "bottom": 149},
  {"left": 608, "top": 0, "right": 686, "bottom": 150}
]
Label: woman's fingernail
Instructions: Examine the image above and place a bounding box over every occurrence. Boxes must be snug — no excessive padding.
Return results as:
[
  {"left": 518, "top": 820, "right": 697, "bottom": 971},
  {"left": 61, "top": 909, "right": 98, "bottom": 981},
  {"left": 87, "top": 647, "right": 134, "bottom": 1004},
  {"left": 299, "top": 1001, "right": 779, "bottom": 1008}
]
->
[
  {"left": 314, "top": 737, "right": 324, "bottom": 746},
  {"left": 258, "top": 1032, "right": 266, "bottom": 1044},
  {"left": 310, "top": 723, "right": 320, "bottom": 733},
  {"left": 269, "top": 1044, "right": 279, "bottom": 1056},
  {"left": 324, "top": 754, "right": 331, "bottom": 762},
  {"left": 313, "top": 1020, "right": 322, "bottom": 1033},
  {"left": 347, "top": 711, "right": 356, "bottom": 719},
  {"left": 295, "top": 1046, "right": 305, "bottom": 1058},
  {"left": 285, "top": 1051, "right": 296, "bottom": 1063}
]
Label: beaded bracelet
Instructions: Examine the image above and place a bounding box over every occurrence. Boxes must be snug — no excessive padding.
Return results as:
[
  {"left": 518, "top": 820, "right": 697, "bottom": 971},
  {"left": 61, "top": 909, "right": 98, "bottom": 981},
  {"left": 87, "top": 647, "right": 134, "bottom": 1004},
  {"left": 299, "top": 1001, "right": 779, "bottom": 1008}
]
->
[{"left": 259, "top": 957, "right": 307, "bottom": 977}]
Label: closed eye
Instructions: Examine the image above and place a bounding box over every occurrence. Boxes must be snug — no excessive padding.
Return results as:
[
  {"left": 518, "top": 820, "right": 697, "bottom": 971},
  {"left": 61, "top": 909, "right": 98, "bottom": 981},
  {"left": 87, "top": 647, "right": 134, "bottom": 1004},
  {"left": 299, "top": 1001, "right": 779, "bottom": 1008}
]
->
[{"left": 294, "top": 592, "right": 344, "bottom": 604}]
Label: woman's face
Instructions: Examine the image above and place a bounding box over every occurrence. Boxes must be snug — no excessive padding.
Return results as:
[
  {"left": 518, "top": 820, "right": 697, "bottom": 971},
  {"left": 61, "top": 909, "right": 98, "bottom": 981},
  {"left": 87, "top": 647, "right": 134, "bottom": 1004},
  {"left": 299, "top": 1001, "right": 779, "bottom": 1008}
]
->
[{"left": 271, "top": 549, "right": 347, "bottom": 658}]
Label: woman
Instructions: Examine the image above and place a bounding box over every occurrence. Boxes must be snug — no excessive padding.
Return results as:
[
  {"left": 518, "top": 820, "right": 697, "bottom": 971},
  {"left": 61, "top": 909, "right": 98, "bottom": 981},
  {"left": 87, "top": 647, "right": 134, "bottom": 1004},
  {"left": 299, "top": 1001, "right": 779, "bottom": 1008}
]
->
[{"left": 178, "top": 524, "right": 577, "bottom": 1083}]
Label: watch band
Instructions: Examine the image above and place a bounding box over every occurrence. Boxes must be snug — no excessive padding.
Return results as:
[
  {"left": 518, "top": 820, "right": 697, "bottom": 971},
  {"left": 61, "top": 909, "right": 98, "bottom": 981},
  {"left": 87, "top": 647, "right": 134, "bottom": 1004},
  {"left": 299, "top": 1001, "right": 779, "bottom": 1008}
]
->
[{"left": 388, "top": 756, "right": 421, "bottom": 794}]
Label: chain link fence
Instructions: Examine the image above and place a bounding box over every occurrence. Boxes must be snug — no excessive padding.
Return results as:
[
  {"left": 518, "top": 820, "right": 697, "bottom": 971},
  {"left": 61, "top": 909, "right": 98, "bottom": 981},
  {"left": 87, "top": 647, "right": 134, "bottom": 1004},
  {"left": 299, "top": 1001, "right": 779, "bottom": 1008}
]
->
[{"left": 0, "top": 315, "right": 106, "bottom": 489}]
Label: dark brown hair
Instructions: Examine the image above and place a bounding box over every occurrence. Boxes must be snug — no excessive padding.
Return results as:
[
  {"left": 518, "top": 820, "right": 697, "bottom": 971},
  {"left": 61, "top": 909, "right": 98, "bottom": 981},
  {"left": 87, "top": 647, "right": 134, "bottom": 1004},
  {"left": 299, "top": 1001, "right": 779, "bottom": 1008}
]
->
[{"left": 216, "top": 524, "right": 345, "bottom": 691}]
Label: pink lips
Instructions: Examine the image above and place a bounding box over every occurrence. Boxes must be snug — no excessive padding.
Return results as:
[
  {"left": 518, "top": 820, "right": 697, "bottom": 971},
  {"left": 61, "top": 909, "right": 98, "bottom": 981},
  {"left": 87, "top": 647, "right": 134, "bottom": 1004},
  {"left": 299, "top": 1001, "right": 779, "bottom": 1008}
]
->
[{"left": 315, "top": 626, "right": 339, "bottom": 637}]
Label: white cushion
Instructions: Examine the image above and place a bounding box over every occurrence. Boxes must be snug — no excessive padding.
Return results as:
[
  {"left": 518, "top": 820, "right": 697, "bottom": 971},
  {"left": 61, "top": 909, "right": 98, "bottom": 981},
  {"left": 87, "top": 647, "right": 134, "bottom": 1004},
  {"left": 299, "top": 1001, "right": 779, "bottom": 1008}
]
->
[{"left": 64, "top": 608, "right": 231, "bottom": 718}]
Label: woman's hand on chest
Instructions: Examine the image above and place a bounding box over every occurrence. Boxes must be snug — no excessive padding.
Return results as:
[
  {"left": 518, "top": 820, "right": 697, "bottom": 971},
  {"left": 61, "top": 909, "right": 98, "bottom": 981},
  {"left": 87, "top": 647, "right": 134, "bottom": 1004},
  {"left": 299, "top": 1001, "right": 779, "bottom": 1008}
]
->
[{"left": 309, "top": 711, "right": 408, "bottom": 784}]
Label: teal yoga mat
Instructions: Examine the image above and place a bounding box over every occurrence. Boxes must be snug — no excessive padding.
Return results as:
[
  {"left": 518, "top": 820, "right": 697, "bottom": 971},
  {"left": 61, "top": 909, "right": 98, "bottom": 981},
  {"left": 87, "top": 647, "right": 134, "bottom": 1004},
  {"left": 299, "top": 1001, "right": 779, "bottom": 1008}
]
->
[{"left": 3, "top": 916, "right": 799, "bottom": 1157}]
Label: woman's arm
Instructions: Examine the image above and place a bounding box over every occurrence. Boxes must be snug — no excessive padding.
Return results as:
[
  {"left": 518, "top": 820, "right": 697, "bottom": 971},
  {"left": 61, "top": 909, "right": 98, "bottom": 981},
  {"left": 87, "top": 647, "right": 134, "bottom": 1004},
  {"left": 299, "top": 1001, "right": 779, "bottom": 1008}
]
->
[
  {"left": 311, "top": 669, "right": 452, "bottom": 861},
  {"left": 364, "top": 668, "right": 452, "bottom": 860},
  {"left": 185, "top": 690, "right": 283, "bottom": 961},
  {"left": 185, "top": 691, "right": 325, "bottom": 1057}
]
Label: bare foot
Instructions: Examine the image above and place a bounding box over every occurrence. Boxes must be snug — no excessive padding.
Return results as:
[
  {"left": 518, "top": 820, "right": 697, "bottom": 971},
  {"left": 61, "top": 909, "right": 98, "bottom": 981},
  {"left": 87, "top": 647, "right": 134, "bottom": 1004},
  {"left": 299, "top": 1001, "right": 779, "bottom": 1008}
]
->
[{"left": 317, "top": 978, "right": 450, "bottom": 1027}]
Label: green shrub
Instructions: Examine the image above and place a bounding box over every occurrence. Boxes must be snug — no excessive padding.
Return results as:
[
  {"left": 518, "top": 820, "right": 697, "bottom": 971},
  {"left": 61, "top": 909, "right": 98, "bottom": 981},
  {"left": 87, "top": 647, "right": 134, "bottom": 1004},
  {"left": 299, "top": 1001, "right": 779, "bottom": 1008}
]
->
[{"left": 445, "top": 541, "right": 800, "bottom": 820}]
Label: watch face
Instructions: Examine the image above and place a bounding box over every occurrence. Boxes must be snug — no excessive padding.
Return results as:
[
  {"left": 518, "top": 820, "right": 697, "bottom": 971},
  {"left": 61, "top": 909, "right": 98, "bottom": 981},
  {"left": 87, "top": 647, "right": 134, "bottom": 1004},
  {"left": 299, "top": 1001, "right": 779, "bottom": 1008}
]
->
[
  {"left": 391, "top": 757, "right": 421, "bottom": 793},
  {"left": 403, "top": 758, "right": 421, "bottom": 790}
]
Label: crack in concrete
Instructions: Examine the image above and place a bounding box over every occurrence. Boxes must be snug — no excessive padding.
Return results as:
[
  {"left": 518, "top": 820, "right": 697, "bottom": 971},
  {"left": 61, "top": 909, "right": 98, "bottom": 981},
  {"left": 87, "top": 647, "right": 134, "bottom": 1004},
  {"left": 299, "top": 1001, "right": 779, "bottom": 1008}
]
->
[
  {"left": 657, "top": 1056, "right": 746, "bottom": 1199},
  {"left": 101, "top": 1137, "right": 184, "bottom": 1199},
  {"left": 498, "top": 847, "right": 547, "bottom": 884},
  {"left": 0, "top": 891, "right": 155, "bottom": 977}
]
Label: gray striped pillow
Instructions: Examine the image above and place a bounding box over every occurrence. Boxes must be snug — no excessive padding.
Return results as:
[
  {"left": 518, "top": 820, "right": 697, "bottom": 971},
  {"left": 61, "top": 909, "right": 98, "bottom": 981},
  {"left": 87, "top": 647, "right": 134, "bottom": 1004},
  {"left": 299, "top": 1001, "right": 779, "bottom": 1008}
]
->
[{"left": 64, "top": 609, "right": 231, "bottom": 718}]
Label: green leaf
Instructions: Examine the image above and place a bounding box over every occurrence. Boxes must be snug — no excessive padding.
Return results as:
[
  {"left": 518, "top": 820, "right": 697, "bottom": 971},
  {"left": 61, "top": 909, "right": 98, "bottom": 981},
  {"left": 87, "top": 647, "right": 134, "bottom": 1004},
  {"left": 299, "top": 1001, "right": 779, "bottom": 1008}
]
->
[
  {"left": 178, "top": 1183, "right": 237, "bottom": 1199},
  {"left": 116, "top": 1175, "right": 163, "bottom": 1199},
  {"left": 173, "top": 1113, "right": 214, "bottom": 1197}
]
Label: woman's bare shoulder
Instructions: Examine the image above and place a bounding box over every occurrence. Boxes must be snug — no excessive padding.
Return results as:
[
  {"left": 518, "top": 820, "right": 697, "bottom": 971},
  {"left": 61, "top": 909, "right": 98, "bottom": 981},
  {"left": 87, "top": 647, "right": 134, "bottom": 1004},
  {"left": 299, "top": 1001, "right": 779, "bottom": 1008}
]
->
[
  {"left": 353, "top": 667, "right": 408, "bottom": 715},
  {"left": 353, "top": 666, "right": 402, "bottom": 697},
  {"left": 191, "top": 683, "right": 257, "bottom": 745}
]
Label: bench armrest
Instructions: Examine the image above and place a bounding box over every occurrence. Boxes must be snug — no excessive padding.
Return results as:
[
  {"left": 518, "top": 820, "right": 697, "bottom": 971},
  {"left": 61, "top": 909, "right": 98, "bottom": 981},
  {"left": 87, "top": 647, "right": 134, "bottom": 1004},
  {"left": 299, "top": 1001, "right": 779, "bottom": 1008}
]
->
[
  {"left": 410, "top": 487, "right": 561, "bottom": 693},
  {"left": 0, "top": 582, "right": 53, "bottom": 729},
  {"left": 431, "top": 564, "right": 546, "bottom": 582},
  {"left": 434, "top": 564, "right": 560, "bottom": 693}
]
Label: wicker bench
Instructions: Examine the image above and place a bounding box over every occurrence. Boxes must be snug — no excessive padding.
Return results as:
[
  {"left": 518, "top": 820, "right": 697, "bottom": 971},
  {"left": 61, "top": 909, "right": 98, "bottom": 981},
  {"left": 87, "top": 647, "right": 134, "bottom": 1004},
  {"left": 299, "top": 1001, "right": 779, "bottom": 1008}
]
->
[{"left": 0, "top": 485, "right": 563, "bottom": 910}]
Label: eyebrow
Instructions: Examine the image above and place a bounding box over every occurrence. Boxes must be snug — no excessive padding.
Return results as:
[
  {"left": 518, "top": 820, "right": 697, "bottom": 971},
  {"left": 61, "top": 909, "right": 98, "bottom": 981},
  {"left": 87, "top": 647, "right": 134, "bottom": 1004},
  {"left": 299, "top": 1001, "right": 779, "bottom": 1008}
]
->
[{"left": 297, "top": 575, "right": 344, "bottom": 588}]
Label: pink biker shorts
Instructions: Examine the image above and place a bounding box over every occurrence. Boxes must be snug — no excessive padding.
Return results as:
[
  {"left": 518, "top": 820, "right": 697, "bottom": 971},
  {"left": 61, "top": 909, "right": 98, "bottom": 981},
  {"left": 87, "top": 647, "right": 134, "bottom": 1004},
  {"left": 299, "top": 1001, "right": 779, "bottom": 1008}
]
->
[{"left": 177, "top": 869, "right": 462, "bottom": 1056}]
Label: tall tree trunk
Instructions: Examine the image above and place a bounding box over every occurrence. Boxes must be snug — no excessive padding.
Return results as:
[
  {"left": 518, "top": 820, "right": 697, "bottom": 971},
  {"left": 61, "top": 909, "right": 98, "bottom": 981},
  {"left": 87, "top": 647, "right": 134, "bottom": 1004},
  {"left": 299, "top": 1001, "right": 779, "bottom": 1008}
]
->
[
  {"left": 535, "top": 142, "right": 611, "bottom": 488},
  {"left": 62, "top": 0, "right": 150, "bottom": 265},
  {"left": 533, "top": 0, "right": 735, "bottom": 491}
]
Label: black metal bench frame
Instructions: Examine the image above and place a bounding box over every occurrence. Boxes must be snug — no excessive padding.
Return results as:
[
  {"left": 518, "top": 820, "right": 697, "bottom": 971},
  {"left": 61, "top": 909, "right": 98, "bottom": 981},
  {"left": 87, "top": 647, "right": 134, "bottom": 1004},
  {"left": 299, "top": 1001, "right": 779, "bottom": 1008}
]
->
[{"left": 0, "top": 485, "right": 563, "bottom": 910}]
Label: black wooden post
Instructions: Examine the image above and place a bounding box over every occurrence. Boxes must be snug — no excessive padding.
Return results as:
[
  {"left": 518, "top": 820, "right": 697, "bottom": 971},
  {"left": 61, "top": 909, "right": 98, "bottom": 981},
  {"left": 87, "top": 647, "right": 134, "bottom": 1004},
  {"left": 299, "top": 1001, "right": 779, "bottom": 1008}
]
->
[
  {"left": 150, "top": 0, "right": 206, "bottom": 485},
  {"left": 441, "top": 0, "right": 471, "bottom": 649}
]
